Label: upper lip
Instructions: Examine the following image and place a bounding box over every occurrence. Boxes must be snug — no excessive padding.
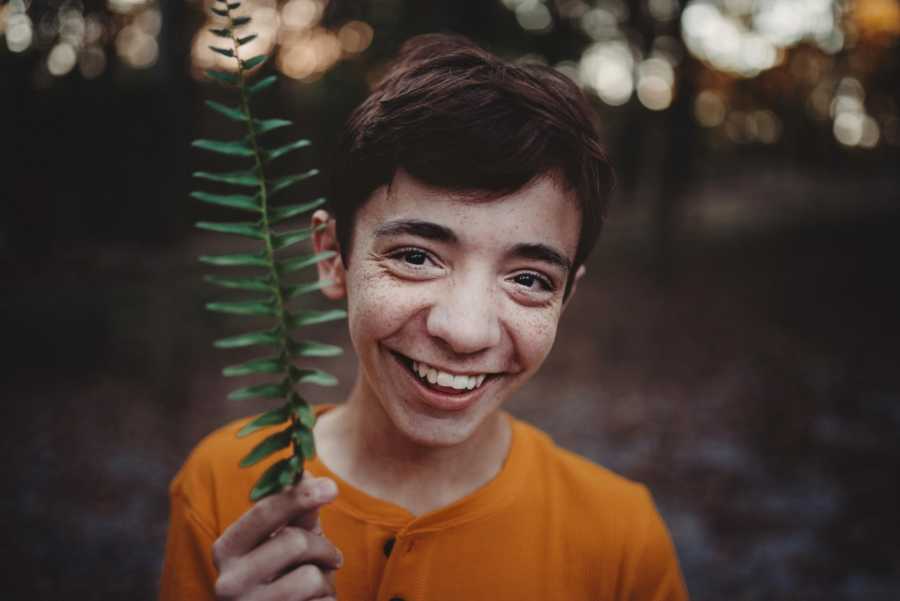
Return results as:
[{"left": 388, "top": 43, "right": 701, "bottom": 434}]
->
[{"left": 392, "top": 351, "right": 498, "bottom": 377}]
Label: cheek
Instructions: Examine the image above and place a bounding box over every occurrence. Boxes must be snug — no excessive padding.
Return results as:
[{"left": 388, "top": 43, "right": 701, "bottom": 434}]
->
[
  {"left": 345, "top": 265, "right": 429, "bottom": 347},
  {"left": 508, "top": 306, "right": 561, "bottom": 371}
]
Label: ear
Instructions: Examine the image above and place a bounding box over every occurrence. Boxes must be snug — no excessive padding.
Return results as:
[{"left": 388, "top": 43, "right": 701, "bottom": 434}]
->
[
  {"left": 311, "top": 209, "right": 346, "bottom": 300},
  {"left": 561, "top": 265, "right": 586, "bottom": 314}
]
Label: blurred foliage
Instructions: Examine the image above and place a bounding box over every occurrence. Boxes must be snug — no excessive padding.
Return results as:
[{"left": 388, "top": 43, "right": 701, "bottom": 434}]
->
[
  {"left": 4, "top": 0, "right": 898, "bottom": 153},
  {"left": 3, "top": 0, "right": 896, "bottom": 272}
]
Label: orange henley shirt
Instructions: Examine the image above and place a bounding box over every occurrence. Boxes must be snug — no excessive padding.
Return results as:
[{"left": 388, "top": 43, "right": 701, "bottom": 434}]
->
[{"left": 160, "top": 406, "right": 689, "bottom": 601}]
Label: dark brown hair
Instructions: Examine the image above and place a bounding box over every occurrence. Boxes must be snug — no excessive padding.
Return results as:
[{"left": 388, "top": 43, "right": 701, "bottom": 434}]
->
[{"left": 329, "top": 33, "right": 614, "bottom": 288}]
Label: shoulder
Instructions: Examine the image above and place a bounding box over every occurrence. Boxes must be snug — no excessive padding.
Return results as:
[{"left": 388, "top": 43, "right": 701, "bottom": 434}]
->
[
  {"left": 511, "top": 418, "right": 688, "bottom": 598},
  {"left": 513, "top": 417, "right": 651, "bottom": 512}
]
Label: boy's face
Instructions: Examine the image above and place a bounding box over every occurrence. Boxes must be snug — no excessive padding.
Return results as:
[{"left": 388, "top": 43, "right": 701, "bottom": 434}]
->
[{"left": 314, "top": 169, "right": 583, "bottom": 448}]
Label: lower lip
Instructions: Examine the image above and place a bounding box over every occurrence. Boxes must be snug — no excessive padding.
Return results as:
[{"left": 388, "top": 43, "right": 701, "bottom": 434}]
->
[{"left": 390, "top": 352, "right": 492, "bottom": 413}]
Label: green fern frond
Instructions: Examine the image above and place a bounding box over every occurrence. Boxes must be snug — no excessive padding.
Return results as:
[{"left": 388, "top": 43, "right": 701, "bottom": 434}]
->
[{"left": 193, "top": 2, "right": 344, "bottom": 502}]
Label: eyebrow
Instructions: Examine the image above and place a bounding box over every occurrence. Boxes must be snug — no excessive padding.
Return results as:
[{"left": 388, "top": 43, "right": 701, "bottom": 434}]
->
[
  {"left": 509, "top": 243, "right": 572, "bottom": 274},
  {"left": 373, "top": 218, "right": 571, "bottom": 273},
  {"left": 373, "top": 219, "right": 458, "bottom": 243}
]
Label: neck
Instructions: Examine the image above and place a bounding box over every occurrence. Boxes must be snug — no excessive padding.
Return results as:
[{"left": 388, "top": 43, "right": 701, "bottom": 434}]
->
[{"left": 314, "top": 379, "right": 512, "bottom": 516}]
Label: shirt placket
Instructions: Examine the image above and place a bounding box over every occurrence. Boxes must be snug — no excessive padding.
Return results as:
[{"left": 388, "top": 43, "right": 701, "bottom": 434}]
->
[{"left": 376, "top": 524, "right": 429, "bottom": 601}]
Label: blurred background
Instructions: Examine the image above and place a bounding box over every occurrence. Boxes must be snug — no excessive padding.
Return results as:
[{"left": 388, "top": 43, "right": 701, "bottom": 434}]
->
[{"left": 2, "top": 0, "right": 899, "bottom": 598}]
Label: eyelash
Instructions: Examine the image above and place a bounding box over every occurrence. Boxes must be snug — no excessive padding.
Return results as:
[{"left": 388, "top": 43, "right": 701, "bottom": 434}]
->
[
  {"left": 511, "top": 271, "right": 555, "bottom": 293},
  {"left": 387, "top": 247, "right": 556, "bottom": 293},
  {"left": 388, "top": 247, "right": 437, "bottom": 268}
]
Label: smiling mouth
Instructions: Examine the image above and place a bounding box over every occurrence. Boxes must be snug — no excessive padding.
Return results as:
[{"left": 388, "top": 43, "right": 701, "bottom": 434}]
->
[{"left": 390, "top": 351, "right": 493, "bottom": 395}]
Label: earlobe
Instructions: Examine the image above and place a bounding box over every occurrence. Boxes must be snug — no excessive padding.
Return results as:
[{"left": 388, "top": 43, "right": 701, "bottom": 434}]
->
[
  {"left": 573, "top": 265, "right": 586, "bottom": 288},
  {"left": 310, "top": 209, "right": 347, "bottom": 300}
]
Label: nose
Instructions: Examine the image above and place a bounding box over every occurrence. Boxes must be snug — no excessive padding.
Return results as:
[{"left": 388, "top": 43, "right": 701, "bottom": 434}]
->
[{"left": 426, "top": 273, "right": 502, "bottom": 355}]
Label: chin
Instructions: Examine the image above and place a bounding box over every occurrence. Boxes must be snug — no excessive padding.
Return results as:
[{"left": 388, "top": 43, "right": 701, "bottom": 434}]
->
[{"left": 383, "top": 401, "right": 487, "bottom": 448}]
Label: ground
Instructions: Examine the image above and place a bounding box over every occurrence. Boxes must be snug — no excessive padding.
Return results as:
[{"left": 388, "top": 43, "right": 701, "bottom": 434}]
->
[{"left": 4, "top": 167, "right": 898, "bottom": 600}]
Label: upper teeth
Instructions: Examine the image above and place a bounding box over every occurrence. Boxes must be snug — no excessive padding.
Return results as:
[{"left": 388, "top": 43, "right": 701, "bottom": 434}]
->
[{"left": 412, "top": 360, "right": 487, "bottom": 391}]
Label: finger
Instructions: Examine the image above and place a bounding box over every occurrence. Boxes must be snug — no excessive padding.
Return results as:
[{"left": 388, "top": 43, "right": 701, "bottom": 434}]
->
[
  {"left": 289, "top": 478, "right": 337, "bottom": 534},
  {"left": 232, "top": 526, "right": 343, "bottom": 587},
  {"left": 257, "top": 564, "right": 335, "bottom": 601},
  {"left": 214, "top": 475, "right": 338, "bottom": 564}
]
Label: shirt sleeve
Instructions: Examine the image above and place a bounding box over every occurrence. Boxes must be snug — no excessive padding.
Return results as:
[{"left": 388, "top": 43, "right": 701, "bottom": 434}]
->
[
  {"left": 621, "top": 486, "right": 691, "bottom": 601},
  {"left": 159, "top": 482, "right": 219, "bottom": 601}
]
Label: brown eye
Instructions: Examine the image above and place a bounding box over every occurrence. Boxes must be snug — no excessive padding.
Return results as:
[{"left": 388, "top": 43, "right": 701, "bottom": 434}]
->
[
  {"left": 514, "top": 273, "right": 538, "bottom": 287},
  {"left": 403, "top": 250, "right": 428, "bottom": 265},
  {"left": 513, "top": 272, "right": 553, "bottom": 291}
]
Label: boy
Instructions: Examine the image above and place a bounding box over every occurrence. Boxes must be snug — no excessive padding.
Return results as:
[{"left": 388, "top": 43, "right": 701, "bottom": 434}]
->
[{"left": 161, "top": 34, "right": 689, "bottom": 601}]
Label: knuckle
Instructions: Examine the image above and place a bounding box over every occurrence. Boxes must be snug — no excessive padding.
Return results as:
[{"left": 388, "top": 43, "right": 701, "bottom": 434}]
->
[
  {"left": 249, "top": 498, "right": 278, "bottom": 528},
  {"left": 295, "top": 563, "right": 325, "bottom": 586},
  {"left": 282, "top": 527, "right": 310, "bottom": 557},
  {"left": 213, "top": 572, "right": 241, "bottom": 600},
  {"left": 211, "top": 538, "right": 228, "bottom": 569}
]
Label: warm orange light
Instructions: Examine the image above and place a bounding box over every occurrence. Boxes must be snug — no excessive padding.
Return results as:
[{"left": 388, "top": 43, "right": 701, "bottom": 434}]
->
[
  {"left": 191, "top": 27, "right": 237, "bottom": 75},
  {"left": 338, "top": 21, "right": 374, "bottom": 54},
  {"left": 278, "top": 27, "right": 341, "bottom": 81},
  {"left": 854, "top": 0, "right": 900, "bottom": 38},
  {"left": 282, "top": 0, "right": 322, "bottom": 31}
]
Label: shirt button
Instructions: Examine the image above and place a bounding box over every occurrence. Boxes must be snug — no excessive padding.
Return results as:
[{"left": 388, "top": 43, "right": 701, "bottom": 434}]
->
[{"left": 383, "top": 537, "right": 396, "bottom": 557}]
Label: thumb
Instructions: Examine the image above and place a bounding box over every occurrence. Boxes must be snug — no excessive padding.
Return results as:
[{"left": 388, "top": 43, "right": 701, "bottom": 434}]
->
[{"left": 289, "top": 474, "right": 338, "bottom": 534}]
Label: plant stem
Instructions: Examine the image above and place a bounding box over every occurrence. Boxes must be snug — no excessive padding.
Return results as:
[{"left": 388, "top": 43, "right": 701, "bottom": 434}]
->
[{"left": 227, "top": 9, "right": 304, "bottom": 479}]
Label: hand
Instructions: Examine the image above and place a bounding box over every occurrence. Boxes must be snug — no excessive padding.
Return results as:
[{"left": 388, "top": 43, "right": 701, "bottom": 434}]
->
[{"left": 212, "top": 473, "right": 342, "bottom": 601}]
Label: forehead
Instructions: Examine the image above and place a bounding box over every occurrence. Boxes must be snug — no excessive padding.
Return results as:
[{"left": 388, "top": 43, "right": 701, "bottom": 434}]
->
[{"left": 354, "top": 169, "right": 582, "bottom": 259}]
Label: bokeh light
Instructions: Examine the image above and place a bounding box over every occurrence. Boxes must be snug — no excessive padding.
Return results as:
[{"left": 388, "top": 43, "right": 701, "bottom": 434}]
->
[
  {"left": 747, "top": 109, "right": 781, "bottom": 144},
  {"left": 648, "top": 0, "right": 680, "bottom": 22},
  {"left": 79, "top": 45, "right": 107, "bottom": 79},
  {"left": 5, "top": 1, "right": 34, "bottom": 54},
  {"left": 135, "top": 8, "right": 162, "bottom": 37},
  {"left": 59, "top": 7, "right": 85, "bottom": 47},
  {"left": 695, "top": 90, "right": 727, "bottom": 127},
  {"left": 6, "top": 0, "right": 896, "bottom": 154},
  {"left": 279, "top": 38, "right": 319, "bottom": 79},
  {"left": 580, "top": 6, "right": 620, "bottom": 40},
  {"left": 84, "top": 15, "right": 105, "bottom": 46},
  {"left": 828, "top": 75, "right": 881, "bottom": 148},
  {"left": 116, "top": 23, "right": 158, "bottom": 68},
  {"left": 47, "top": 41, "right": 78, "bottom": 76},
  {"left": 188, "top": 0, "right": 375, "bottom": 83},
  {"left": 338, "top": 21, "right": 375, "bottom": 54},
  {"left": 852, "top": 0, "right": 900, "bottom": 38},
  {"left": 752, "top": 0, "right": 838, "bottom": 49},
  {"left": 636, "top": 57, "right": 675, "bottom": 111},
  {"left": 282, "top": 0, "right": 323, "bottom": 31},
  {"left": 279, "top": 27, "right": 341, "bottom": 81},
  {"left": 834, "top": 111, "right": 864, "bottom": 146},
  {"left": 681, "top": 2, "right": 780, "bottom": 77},
  {"left": 579, "top": 40, "right": 634, "bottom": 106},
  {"left": 6, "top": 0, "right": 162, "bottom": 79},
  {"left": 37, "top": 11, "right": 60, "bottom": 48},
  {"left": 107, "top": 0, "right": 151, "bottom": 16},
  {"left": 515, "top": 0, "right": 553, "bottom": 33}
]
